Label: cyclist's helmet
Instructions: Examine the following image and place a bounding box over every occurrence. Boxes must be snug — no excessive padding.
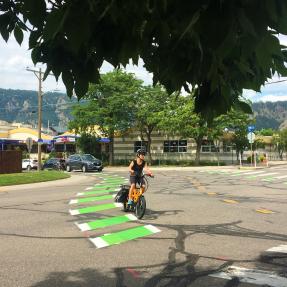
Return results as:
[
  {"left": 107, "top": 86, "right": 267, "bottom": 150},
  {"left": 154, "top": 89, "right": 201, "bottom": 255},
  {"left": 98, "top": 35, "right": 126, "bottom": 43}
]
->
[{"left": 136, "top": 148, "right": 146, "bottom": 157}]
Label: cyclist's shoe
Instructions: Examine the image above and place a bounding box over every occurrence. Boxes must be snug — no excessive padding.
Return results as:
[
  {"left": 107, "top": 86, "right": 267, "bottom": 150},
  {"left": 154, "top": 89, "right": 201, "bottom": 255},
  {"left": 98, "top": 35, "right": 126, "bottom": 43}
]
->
[{"left": 128, "top": 199, "right": 134, "bottom": 205}]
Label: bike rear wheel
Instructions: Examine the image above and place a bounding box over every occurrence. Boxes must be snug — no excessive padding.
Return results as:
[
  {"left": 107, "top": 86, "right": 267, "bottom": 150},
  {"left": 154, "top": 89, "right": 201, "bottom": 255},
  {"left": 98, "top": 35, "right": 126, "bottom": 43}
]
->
[{"left": 135, "top": 196, "right": 146, "bottom": 219}]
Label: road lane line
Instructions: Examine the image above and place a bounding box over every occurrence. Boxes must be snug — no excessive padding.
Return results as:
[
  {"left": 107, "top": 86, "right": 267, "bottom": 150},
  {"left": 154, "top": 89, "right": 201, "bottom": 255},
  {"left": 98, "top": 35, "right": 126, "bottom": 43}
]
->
[
  {"left": 274, "top": 175, "right": 287, "bottom": 179},
  {"left": 266, "top": 245, "right": 287, "bottom": 253},
  {"left": 247, "top": 172, "right": 278, "bottom": 178},
  {"left": 256, "top": 208, "right": 274, "bottom": 214},
  {"left": 223, "top": 199, "right": 238, "bottom": 204},
  {"left": 89, "top": 224, "right": 161, "bottom": 249},
  {"left": 210, "top": 265, "right": 287, "bottom": 287}
]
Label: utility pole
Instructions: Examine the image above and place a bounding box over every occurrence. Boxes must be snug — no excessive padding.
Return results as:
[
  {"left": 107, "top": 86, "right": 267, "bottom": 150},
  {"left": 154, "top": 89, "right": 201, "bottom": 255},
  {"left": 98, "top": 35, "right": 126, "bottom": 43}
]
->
[{"left": 26, "top": 68, "right": 44, "bottom": 171}]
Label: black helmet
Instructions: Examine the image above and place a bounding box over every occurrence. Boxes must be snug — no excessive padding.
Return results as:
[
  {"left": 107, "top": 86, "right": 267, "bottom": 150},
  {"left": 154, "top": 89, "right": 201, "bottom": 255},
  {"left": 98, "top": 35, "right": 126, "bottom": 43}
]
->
[{"left": 136, "top": 148, "right": 146, "bottom": 157}]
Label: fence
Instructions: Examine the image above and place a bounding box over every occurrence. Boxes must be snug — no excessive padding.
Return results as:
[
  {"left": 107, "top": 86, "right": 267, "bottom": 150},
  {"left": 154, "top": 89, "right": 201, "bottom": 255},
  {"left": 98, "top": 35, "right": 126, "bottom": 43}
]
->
[{"left": 0, "top": 150, "right": 22, "bottom": 174}]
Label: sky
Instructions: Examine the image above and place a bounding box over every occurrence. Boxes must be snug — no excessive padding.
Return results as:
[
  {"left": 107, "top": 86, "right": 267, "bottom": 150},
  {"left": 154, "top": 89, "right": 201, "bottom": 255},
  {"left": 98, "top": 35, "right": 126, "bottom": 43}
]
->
[{"left": 0, "top": 34, "right": 287, "bottom": 102}]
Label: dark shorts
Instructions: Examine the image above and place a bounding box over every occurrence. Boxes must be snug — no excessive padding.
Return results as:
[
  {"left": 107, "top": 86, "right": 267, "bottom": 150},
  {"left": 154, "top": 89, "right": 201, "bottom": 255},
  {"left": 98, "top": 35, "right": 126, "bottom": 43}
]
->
[{"left": 130, "top": 175, "right": 145, "bottom": 186}]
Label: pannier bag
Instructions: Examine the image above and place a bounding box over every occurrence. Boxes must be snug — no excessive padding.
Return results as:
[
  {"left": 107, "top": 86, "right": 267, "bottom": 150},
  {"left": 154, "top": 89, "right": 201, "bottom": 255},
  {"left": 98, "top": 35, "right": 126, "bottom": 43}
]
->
[{"left": 114, "top": 185, "right": 130, "bottom": 203}]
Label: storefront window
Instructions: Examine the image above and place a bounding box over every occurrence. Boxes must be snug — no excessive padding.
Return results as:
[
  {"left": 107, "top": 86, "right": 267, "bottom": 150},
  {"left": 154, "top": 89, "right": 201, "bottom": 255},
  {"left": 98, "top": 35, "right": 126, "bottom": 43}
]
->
[{"left": 163, "top": 140, "right": 187, "bottom": 152}]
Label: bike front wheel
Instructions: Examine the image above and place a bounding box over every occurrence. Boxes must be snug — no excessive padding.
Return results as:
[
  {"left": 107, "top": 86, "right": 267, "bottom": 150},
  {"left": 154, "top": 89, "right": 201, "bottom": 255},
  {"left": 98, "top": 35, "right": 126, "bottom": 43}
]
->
[{"left": 135, "top": 196, "right": 146, "bottom": 219}]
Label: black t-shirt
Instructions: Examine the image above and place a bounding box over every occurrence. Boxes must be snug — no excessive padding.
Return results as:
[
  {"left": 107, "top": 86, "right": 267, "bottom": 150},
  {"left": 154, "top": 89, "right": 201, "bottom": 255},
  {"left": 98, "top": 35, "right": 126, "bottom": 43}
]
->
[{"left": 131, "top": 159, "right": 145, "bottom": 176}]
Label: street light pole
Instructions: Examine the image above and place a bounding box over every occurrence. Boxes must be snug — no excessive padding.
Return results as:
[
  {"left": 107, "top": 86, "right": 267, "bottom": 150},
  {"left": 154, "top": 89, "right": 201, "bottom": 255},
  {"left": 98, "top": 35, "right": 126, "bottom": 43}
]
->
[{"left": 26, "top": 68, "right": 44, "bottom": 171}]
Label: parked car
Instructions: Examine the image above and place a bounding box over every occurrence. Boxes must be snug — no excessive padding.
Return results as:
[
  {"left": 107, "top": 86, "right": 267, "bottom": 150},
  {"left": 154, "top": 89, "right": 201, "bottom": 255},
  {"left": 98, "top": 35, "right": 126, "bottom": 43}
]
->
[
  {"left": 66, "top": 154, "right": 103, "bottom": 172},
  {"left": 22, "top": 159, "right": 38, "bottom": 171},
  {"left": 42, "top": 158, "right": 66, "bottom": 171}
]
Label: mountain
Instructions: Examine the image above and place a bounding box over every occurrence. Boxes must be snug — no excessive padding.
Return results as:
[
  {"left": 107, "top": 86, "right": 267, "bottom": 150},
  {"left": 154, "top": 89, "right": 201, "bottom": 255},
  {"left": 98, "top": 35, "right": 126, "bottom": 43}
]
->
[
  {"left": 0, "top": 88, "right": 77, "bottom": 130},
  {"left": 1, "top": 88, "right": 287, "bottom": 131},
  {"left": 252, "top": 101, "right": 287, "bottom": 130}
]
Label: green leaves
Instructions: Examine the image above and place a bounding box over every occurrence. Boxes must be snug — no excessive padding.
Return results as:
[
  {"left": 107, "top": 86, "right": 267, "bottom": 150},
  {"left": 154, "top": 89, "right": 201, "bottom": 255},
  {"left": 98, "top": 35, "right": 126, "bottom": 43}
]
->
[
  {"left": 23, "top": 0, "right": 46, "bottom": 27},
  {"left": 14, "top": 24, "right": 23, "bottom": 44},
  {"left": 1, "top": 0, "right": 287, "bottom": 119}
]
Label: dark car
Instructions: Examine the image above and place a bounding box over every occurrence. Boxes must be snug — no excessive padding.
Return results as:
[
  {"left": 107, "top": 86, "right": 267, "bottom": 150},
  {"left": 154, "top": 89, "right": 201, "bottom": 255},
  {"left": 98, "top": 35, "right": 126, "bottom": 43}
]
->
[
  {"left": 66, "top": 154, "right": 103, "bottom": 172},
  {"left": 42, "top": 158, "right": 66, "bottom": 171}
]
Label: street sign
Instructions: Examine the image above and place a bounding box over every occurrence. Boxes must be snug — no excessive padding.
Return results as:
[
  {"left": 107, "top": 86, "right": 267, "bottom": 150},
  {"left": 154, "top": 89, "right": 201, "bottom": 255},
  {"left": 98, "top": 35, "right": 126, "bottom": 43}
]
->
[
  {"left": 38, "top": 138, "right": 43, "bottom": 145},
  {"left": 25, "top": 137, "right": 33, "bottom": 152},
  {"left": 247, "top": 132, "right": 255, "bottom": 143},
  {"left": 247, "top": 125, "right": 255, "bottom": 132}
]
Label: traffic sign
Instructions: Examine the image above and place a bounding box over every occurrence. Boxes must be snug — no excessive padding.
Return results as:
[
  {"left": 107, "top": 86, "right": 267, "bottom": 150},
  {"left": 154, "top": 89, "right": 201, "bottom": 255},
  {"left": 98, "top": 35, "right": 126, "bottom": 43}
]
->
[
  {"left": 247, "top": 132, "right": 255, "bottom": 143},
  {"left": 26, "top": 137, "right": 33, "bottom": 152},
  {"left": 38, "top": 138, "right": 44, "bottom": 145},
  {"left": 247, "top": 125, "right": 255, "bottom": 132}
]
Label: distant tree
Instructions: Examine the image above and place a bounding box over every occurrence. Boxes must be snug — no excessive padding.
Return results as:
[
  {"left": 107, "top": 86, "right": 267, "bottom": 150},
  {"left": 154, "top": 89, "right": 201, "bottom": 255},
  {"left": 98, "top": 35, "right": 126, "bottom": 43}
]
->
[
  {"left": 217, "top": 109, "right": 254, "bottom": 161},
  {"left": 159, "top": 95, "right": 223, "bottom": 165},
  {"left": 257, "top": 128, "right": 276, "bottom": 136},
  {"left": 69, "top": 70, "right": 142, "bottom": 165},
  {"left": 134, "top": 84, "right": 170, "bottom": 163},
  {"left": 76, "top": 133, "right": 103, "bottom": 160},
  {"left": 272, "top": 129, "right": 287, "bottom": 160},
  {"left": 2, "top": 1, "right": 287, "bottom": 118}
]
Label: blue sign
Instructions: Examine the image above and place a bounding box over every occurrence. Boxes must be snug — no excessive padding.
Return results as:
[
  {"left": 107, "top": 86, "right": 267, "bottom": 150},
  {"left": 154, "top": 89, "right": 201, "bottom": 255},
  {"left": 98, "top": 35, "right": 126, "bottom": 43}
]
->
[
  {"left": 38, "top": 139, "right": 43, "bottom": 143},
  {"left": 247, "top": 125, "right": 255, "bottom": 132}
]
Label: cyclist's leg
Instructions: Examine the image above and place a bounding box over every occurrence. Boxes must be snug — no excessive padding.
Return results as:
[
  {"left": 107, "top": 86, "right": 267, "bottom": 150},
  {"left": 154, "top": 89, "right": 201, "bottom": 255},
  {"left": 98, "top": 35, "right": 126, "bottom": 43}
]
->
[
  {"left": 128, "top": 175, "right": 136, "bottom": 204},
  {"left": 128, "top": 183, "right": 135, "bottom": 199},
  {"left": 140, "top": 176, "right": 146, "bottom": 193}
]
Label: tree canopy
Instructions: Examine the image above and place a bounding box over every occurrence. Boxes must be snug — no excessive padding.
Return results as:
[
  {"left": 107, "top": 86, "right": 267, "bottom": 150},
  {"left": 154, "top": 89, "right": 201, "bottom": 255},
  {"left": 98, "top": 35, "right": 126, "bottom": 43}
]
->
[
  {"left": 69, "top": 69, "right": 142, "bottom": 164},
  {"left": 1, "top": 1, "right": 287, "bottom": 117}
]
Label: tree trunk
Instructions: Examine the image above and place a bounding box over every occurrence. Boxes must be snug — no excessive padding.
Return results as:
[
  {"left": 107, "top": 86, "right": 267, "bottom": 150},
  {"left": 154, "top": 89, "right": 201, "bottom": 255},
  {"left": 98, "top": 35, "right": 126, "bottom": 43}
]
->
[
  {"left": 146, "top": 131, "right": 153, "bottom": 164},
  {"left": 195, "top": 136, "right": 203, "bottom": 166}
]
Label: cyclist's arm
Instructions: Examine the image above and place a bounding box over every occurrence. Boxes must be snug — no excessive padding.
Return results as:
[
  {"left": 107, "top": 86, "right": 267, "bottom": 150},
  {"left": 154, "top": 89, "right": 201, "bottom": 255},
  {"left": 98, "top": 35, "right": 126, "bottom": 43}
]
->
[
  {"left": 144, "top": 163, "right": 152, "bottom": 176},
  {"left": 129, "top": 161, "right": 135, "bottom": 174}
]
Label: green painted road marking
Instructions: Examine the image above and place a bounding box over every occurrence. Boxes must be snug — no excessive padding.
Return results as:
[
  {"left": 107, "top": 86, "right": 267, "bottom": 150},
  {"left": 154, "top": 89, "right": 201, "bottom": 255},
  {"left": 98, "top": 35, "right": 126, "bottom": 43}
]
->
[
  {"left": 69, "top": 194, "right": 114, "bottom": 204},
  {"left": 262, "top": 177, "right": 275, "bottom": 182},
  {"left": 76, "top": 214, "right": 137, "bottom": 231},
  {"left": 77, "top": 188, "right": 120, "bottom": 196},
  {"left": 89, "top": 224, "right": 161, "bottom": 248},
  {"left": 69, "top": 203, "right": 122, "bottom": 215},
  {"left": 94, "top": 183, "right": 121, "bottom": 188}
]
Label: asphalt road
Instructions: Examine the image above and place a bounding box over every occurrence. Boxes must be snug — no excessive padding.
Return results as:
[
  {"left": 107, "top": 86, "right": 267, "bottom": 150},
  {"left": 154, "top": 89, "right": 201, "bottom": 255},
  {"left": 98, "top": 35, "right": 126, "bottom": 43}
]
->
[{"left": 0, "top": 166, "right": 286, "bottom": 287}]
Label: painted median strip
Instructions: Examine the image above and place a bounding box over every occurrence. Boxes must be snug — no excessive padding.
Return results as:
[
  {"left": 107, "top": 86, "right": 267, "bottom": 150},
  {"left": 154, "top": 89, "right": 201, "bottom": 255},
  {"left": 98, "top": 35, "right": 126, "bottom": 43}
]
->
[
  {"left": 75, "top": 214, "right": 137, "bottom": 231},
  {"left": 69, "top": 194, "right": 116, "bottom": 204},
  {"left": 77, "top": 188, "right": 120, "bottom": 196},
  {"left": 69, "top": 203, "right": 123, "bottom": 215},
  {"left": 89, "top": 224, "right": 161, "bottom": 248}
]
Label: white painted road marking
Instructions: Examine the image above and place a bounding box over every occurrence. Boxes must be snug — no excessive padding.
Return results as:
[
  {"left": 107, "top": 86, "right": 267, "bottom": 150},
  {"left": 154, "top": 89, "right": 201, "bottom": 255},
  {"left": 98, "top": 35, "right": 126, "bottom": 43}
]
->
[
  {"left": 210, "top": 265, "right": 287, "bottom": 287},
  {"left": 267, "top": 244, "right": 287, "bottom": 253},
  {"left": 250, "top": 172, "right": 278, "bottom": 177}
]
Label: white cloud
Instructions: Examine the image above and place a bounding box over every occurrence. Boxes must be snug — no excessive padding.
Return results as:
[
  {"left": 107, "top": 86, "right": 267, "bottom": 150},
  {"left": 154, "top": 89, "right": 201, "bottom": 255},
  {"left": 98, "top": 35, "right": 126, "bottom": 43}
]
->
[{"left": 255, "top": 94, "right": 287, "bottom": 102}]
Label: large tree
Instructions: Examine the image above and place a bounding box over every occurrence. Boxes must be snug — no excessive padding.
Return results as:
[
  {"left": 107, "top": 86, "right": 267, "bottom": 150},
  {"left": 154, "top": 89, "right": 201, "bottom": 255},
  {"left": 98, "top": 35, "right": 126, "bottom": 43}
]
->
[
  {"left": 159, "top": 95, "right": 218, "bottom": 165},
  {"left": 69, "top": 70, "right": 142, "bottom": 165},
  {"left": 1, "top": 1, "right": 287, "bottom": 118},
  {"left": 216, "top": 109, "right": 254, "bottom": 161},
  {"left": 134, "top": 84, "right": 170, "bottom": 163}
]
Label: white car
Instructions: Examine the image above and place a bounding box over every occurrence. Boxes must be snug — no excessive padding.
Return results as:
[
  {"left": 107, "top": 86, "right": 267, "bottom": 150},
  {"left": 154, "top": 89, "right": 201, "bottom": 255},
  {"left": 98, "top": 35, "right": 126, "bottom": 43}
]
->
[{"left": 22, "top": 159, "right": 38, "bottom": 171}]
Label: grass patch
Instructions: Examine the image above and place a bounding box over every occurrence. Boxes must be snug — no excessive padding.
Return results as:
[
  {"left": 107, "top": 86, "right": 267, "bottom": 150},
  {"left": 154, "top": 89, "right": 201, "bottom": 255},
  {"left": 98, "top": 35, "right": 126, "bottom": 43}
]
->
[{"left": 0, "top": 171, "right": 70, "bottom": 186}]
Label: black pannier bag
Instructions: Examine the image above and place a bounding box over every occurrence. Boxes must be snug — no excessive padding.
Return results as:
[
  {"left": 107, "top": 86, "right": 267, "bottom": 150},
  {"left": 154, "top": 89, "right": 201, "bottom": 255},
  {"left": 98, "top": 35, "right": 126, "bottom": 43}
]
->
[{"left": 114, "top": 184, "right": 130, "bottom": 203}]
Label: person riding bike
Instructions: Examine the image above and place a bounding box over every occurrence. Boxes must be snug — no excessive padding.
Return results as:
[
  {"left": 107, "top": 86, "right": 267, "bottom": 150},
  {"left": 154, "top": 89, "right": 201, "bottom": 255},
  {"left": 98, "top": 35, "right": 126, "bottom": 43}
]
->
[{"left": 128, "top": 148, "right": 152, "bottom": 205}]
